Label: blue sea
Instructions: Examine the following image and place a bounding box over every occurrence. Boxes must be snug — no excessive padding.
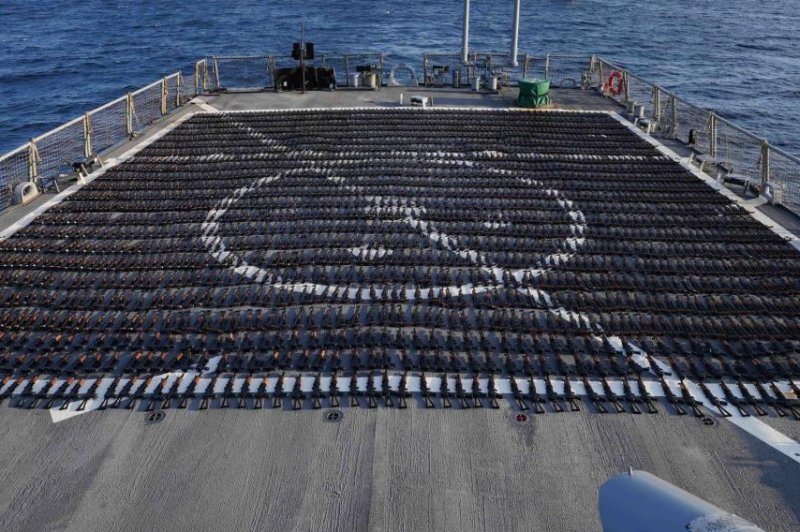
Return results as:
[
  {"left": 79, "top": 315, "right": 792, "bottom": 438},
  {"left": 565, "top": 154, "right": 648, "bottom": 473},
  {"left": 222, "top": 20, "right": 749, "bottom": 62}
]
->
[{"left": 1, "top": 0, "right": 799, "bottom": 154}]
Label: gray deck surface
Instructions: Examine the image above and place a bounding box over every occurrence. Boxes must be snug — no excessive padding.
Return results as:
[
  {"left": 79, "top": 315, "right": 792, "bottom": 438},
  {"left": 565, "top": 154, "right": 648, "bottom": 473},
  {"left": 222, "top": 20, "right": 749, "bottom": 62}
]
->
[
  {"left": 0, "top": 406, "right": 798, "bottom": 532},
  {"left": 1, "top": 88, "right": 799, "bottom": 532},
  {"left": 211, "top": 86, "right": 622, "bottom": 112}
]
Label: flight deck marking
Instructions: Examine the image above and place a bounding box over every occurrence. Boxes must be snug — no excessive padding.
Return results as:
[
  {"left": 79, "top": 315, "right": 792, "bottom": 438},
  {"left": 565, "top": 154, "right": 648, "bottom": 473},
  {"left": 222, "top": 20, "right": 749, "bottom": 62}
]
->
[
  {"left": 3, "top": 106, "right": 213, "bottom": 423},
  {"left": 37, "top": 371, "right": 798, "bottom": 463},
  {"left": 27, "top": 108, "right": 212, "bottom": 422},
  {"left": 202, "top": 110, "right": 800, "bottom": 461},
  {"left": 48, "top": 355, "right": 222, "bottom": 423},
  {"left": 34, "top": 108, "right": 800, "bottom": 461},
  {"left": 197, "top": 114, "right": 645, "bottom": 387},
  {"left": 201, "top": 115, "right": 588, "bottom": 308},
  {"left": 611, "top": 111, "right": 800, "bottom": 463}
]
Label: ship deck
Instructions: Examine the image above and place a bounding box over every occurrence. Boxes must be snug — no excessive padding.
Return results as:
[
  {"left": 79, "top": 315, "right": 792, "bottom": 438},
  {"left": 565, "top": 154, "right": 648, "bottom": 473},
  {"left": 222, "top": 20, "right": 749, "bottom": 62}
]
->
[{"left": 0, "top": 87, "right": 799, "bottom": 532}]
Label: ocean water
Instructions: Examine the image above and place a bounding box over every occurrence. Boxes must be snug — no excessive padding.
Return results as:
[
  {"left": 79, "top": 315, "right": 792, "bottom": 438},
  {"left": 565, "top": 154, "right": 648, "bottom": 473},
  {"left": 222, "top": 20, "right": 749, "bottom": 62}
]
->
[{"left": 1, "top": 0, "right": 799, "bottom": 154}]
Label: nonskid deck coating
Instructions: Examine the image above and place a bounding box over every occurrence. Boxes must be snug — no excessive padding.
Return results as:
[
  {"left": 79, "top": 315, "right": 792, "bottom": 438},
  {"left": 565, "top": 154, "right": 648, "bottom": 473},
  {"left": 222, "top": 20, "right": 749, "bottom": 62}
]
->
[{"left": 0, "top": 107, "right": 799, "bottom": 532}]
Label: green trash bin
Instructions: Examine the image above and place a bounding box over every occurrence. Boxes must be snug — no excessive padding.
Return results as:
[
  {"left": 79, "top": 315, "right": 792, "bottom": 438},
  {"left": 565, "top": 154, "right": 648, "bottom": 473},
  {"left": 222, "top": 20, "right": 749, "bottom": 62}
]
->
[{"left": 517, "top": 79, "right": 551, "bottom": 108}]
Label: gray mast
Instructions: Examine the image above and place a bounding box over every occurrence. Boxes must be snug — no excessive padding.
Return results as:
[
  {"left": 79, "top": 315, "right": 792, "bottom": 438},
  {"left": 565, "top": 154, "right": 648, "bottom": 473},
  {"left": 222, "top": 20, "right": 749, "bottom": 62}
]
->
[
  {"left": 462, "top": 0, "right": 470, "bottom": 63},
  {"left": 511, "top": 0, "right": 521, "bottom": 66}
]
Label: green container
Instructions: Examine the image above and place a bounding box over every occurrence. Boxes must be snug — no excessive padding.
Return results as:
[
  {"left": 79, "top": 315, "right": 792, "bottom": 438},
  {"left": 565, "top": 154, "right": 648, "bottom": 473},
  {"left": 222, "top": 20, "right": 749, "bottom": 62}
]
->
[{"left": 517, "top": 78, "right": 551, "bottom": 108}]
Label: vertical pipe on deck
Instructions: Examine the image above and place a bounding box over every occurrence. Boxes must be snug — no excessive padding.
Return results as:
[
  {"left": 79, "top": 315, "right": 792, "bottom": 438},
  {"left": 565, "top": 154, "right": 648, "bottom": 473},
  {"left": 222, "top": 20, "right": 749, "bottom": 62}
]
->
[
  {"left": 709, "top": 112, "right": 717, "bottom": 158},
  {"left": 622, "top": 70, "right": 629, "bottom": 101},
  {"left": 462, "top": 0, "right": 470, "bottom": 64},
  {"left": 586, "top": 55, "right": 597, "bottom": 89},
  {"left": 27, "top": 140, "right": 39, "bottom": 182},
  {"left": 653, "top": 85, "right": 661, "bottom": 125},
  {"left": 268, "top": 57, "right": 276, "bottom": 89},
  {"left": 510, "top": 0, "right": 521, "bottom": 67},
  {"left": 83, "top": 112, "right": 92, "bottom": 159},
  {"left": 671, "top": 96, "right": 678, "bottom": 139},
  {"left": 176, "top": 72, "right": 182, "bottom": 107},
  {"left": 195, "top": 60, "right": 202, "bottom": 95},
  {"left": 125, "top": 93, "right": 134, "bottom": 139},
  {"left": 761, "top": 141, "right": 771, "bottom": 191},
  {"left": 160, "top": 77, "right": 168, "bottom": 116}
]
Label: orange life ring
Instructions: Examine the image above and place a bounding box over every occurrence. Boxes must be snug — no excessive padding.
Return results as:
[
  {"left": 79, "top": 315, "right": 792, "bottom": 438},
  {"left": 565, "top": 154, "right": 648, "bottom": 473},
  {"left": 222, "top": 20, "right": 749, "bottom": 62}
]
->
[{"left": 604, "top": 71, "right": 624, "bottom": 96}]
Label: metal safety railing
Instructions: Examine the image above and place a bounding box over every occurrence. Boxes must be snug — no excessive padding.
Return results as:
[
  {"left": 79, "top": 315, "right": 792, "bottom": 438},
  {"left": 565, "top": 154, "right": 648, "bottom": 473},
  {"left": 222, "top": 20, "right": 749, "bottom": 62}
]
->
[
  {"left": 196, "top": 51, "right": 800, "bottom": 218},
  {"left": 3, "top": 52, "right": 800, "bottom": 219},
  {"left": 590, "top": 55, "right": 800, "bottom": 216},
  {"left": 206, "top": 52, "right": 590, "bottom": 91},
  {"left": 0, "top": 60, "right": 207, "bottom": 211},
  {"left": 209, "top": 53, "right": 386, "bottom": 90}
]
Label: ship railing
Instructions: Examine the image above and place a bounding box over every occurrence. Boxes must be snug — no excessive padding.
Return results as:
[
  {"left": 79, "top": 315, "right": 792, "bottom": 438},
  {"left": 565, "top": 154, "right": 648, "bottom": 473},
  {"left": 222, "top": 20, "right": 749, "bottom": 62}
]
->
[
  {"left": 0, "top": 62, "right": 206, "bottom": 212},
  {"left": 417, "top": 52, "right": 589, "bottom": 88},
  {"left": 321, "top": 53, "right": 384, "bottom": 87},
  {"left": 210, "top": 56, "right": 274, "bottom": 91},
  {"left": 591, "top": 55, "right": 800, "bottom": 215},
  {"left": 422, "top": 53, "right": 470, "bottom": 86},
  {"left": 208, "top": 52, "right": 590, "bottom": 91},
  {"left": 3, "top": 53, "right": 800, "bottom": 219},
  {"left": 210, "top": 53, "right": 386, "bottom": 90}
]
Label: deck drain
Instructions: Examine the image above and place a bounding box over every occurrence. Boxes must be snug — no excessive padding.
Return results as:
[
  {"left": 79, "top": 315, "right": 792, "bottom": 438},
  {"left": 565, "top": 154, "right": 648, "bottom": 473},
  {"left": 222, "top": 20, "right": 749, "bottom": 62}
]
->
[
  {"left": 701, "top": 416, "right": 716, "bottom": 427},
  {"left": 145, "top": 410, "right": 165, "bottom": 424},
  {"left": 324, "top": 409, "right": 343, "bottom": 422}
]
